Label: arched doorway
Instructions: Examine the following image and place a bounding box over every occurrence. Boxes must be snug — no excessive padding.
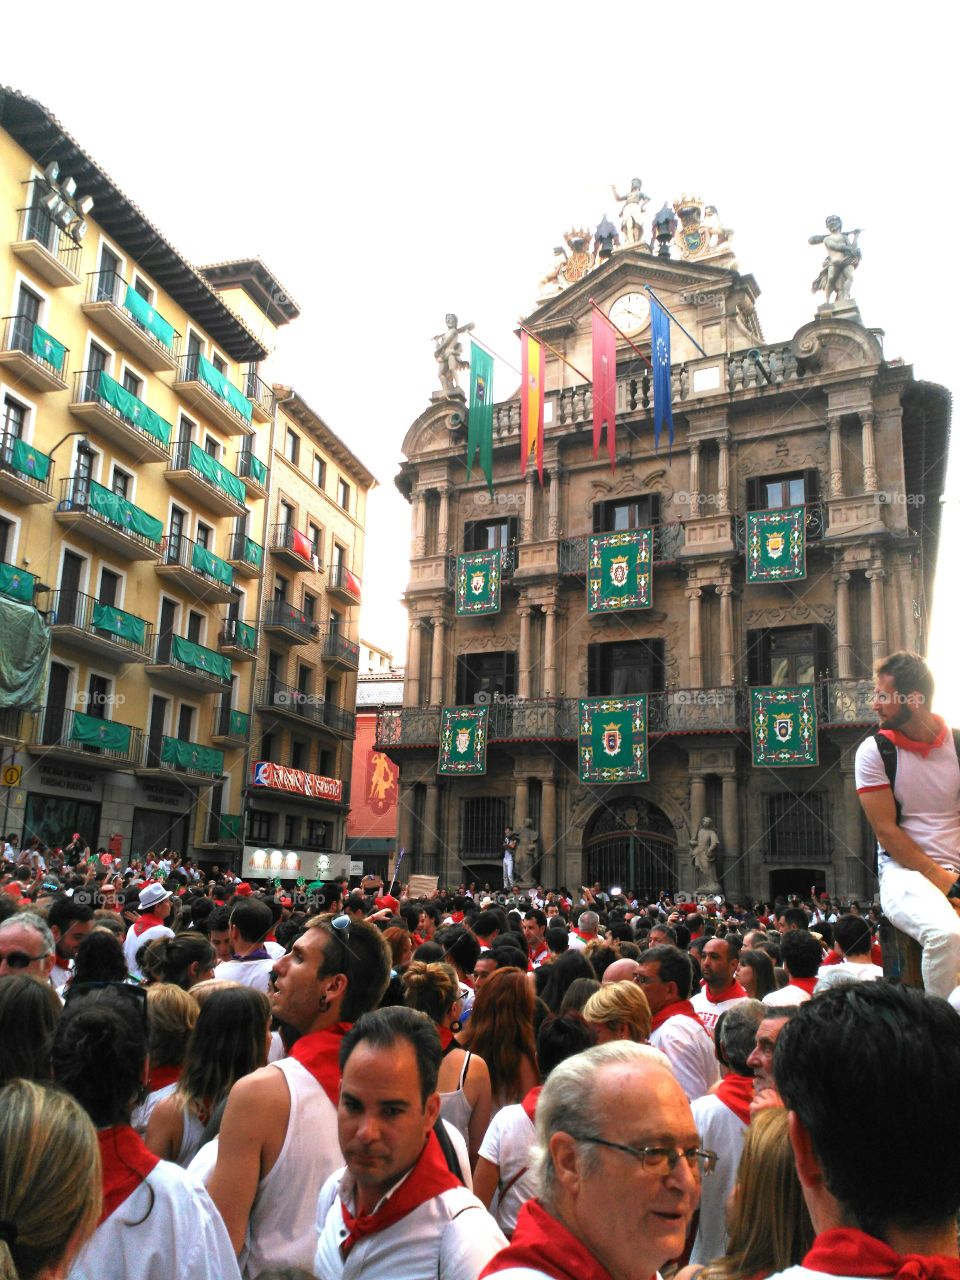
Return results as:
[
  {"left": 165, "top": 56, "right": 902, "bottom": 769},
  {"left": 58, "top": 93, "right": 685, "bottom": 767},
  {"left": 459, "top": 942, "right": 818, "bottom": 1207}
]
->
[{"left": 583, "top": 797, "right": 678, "bottom": 898}]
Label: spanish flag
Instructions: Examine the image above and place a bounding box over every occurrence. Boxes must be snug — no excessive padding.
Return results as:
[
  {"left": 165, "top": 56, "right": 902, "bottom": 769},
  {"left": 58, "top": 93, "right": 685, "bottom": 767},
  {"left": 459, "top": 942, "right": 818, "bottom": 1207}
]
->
[{"left": 521, "top": 330, "right": 544, "bottom": 484}]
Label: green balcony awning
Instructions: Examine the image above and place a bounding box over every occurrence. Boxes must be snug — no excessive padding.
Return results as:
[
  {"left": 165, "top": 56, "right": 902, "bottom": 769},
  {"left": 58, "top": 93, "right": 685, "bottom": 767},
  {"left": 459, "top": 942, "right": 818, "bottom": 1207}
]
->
[
  {"left": 191, "top": 542, "right": 234, "bottom": 587},
  {"left": 196, "top": 354, "right": 253, "bottom": 422},
  {"left": 171, "top": 634, "right": 232, "bottom": 681},
  {"left": 89, "top": 480, "right": 164, "bottom": 544},
  {"left": 160, "top": 736, "right": 223, "bottom": 775},
  {"left": 243, "top": 537, "right": 263, "bottom": 568},
  {"left": 91, "top": 602, "right": 147, "bottom": 646},
  {"left": 96, "top": 372, "right": 172, "bottom": 448},
  {"left": 123, "top": 285, "right": 176, "bottom": 351},
  {"left": 31, "top": 323, "right": 65, "bottom": 372},
  {"left": 187, "top": 441, "right": 244, "bottom": 505},
  {"left": 0, "top": 562, "right": 35, "bottom": 603},
  {"left": 227, "top": 709, "right": 249, "bottom": 737},
  {"left": 219, "top": 813, "right": 242, "bottom": 842},
  {"left": 233, "top": 620, "right": 257, "bottom": 651},
  {"left": 71, "top": 712, "right": 132, "bottom": 753},
  {"left": 9, "top": 438, "right": 51, "bottom": 483},
  {"left": 247, "top": 454, "right": 268, "bottom": 487}
]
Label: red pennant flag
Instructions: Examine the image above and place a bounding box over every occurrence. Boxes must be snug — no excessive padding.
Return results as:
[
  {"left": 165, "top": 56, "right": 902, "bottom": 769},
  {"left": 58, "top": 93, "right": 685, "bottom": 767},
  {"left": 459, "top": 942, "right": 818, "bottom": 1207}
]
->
[
  {"left": 520, "top": 331, "right": 544, "bottom": 485},
  {"left": 592, "top": 309, "right": 618, "bottom": 471}
]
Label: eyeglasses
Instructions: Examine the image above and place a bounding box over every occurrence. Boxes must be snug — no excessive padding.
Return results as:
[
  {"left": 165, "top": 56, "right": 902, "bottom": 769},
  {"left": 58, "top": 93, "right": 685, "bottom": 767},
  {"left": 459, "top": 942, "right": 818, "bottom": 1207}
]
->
[
  {"left": 581, "top": 1136, "right": 717, "bottom": 1177},
  {"left": 0, "top": 949, "right": 51, "bottom": 970}
]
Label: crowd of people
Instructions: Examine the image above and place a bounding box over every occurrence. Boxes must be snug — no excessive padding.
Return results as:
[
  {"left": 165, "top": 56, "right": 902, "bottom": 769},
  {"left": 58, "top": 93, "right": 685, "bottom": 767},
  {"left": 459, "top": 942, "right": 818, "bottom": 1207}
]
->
[{"left": 1, "top": 845, "right": 959, "bottom": 1280}]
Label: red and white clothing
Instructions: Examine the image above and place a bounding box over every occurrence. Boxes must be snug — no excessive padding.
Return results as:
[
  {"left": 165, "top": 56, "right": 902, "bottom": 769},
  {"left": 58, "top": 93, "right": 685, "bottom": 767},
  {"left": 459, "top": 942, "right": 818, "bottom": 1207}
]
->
[
  {"left": 855, "top": 718, "right": 960, "bottom": 998},
  {"left": 765, "top": 1227, "right": 960, "bottom": 1280},
  {"left": 763, "top": 977, "right": 817, "bottom": 1007},
  {"left": 815, "top": 959, "right": 884, "bottom": 992},
  {"left": 313, "top": 1132, "right": 506, "bottom": 1280},
  {"left": 123, "top": 912, "right": 174, "bottom": 979},
  {"left": 68, "top": 1125, "right": 239, "bottom": 1280},
  {"left": 691, "top": 980, "right": 749, "bottom": 1038},
  {"left": 477, "top": 1088, "right": 539, "bottom": 1237},
  {"left": 214, "top": 953, "right": 275, "bottom": 993},
  {"left": 648, "top": 1001, "right": 718, "bottom": 1100},
  {"left": 690, "top": 1074, "right": 753, "bottom": 1266},
  {"left": 480, "top": 1197, "right": 621, "bottom": 1280},
  {"left": 528, "top": 944, "right": 549, "bottom": 969}
]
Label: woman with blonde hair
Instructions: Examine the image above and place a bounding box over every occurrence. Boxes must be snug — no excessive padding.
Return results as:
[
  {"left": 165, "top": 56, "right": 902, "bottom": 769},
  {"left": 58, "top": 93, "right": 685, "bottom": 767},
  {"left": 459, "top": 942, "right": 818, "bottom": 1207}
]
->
[
  {"left": 401, "top": 959, "right": 492, "bottom": 1164},
  {"left": 460, "top": 966, "right": 538, "bottom": 1114},
  {"left": 583, "top": 979, "right": 653, "bottom": 1044},
  {"left": 0, "top": 1079, "right": 101, "bottom": 1280},
  {"left": 132, "top": 983, "right": 198, "bottom": 1135}
]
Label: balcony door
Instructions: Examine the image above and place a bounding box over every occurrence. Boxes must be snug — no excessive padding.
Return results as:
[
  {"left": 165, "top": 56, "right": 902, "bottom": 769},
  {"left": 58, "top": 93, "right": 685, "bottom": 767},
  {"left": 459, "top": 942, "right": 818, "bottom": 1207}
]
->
[
  {"left": 97, "top": 246, "right": 119, "bottom": 302},
  {"left": 147, "top": 695, "right": 168, "bottom": 765},
  {"left": 57, "top": 551, "right": 84, "bottom": 628},
  {"left": 43, "top": 663, "right": 70, "bottom": 746},
  {"left": 157, "top": 598, "right": 178, "bottom": 663},
  {"left": 13, "top": 284, "right": 40, "bottom": 355}
]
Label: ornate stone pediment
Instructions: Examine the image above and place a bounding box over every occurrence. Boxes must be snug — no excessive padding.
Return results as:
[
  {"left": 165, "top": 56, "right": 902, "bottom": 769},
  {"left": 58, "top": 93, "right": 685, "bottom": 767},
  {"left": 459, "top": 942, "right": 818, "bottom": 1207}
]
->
[{"left": 792, "top": 318, "right": 883, "bottom": 374}]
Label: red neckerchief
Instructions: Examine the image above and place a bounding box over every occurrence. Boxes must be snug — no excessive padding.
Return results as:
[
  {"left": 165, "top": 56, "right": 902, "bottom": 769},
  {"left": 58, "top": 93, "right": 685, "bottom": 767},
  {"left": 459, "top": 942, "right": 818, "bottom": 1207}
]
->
[
  {"left": 97, "top": 1125, "right": 160, "bottom": 1225},
  {"left": 804, "top": 1228, "right": 960, "bottom": 1280},
  {"left": 878, "top": 715, "right": 948, "bottom": 759},
  {"left": 574, "top": 930, "right": 598, "bottom": 943},
  {"left": 650, "top": 999, "right": 702, "bottom": 1032},
  {"left": 437, "top": 1025, "right": 456, "bottom": 1052},
  {"left": 339, "top": 1130, "right": 459, "bottom": 1258},
  {"left": 790, "top": 976, "right": 819, "bottom": 995},
  {"left": 480, "top": 1198, "right": 616, "bottom": 1280},
  {"left": 521, "top": 1086, "right": 541, "bottom": 1125},
  {"left": 147, "top": 1063, "right": 181, "bottom": 1093},
  {"left": 132, "top": 912, "right": 166, "bottom": 937},
  {"left": 702, "top": 979, "right": 748, "bottom": 1005},
  {"left": 290, "top": 1022, "right": 352, "bottom": 1105},
  {"left": 529, "top": 943, "right": 549, "bottom": 967},
  {"left": 715, "top": 1072, "right": 754, "bottom": 1124},
  {"left": 451, "top": 911, "right": 464, "bottom": 923}
]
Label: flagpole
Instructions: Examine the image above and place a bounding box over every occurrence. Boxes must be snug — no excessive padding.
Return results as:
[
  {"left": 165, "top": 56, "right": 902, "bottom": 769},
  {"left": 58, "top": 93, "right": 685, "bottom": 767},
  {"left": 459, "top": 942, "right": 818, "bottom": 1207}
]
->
[
  {"left": 642, "top": 285, "right": 707, "bottom": 356},
  {"left": 518, "top": 324, "right": 591, "bottom": 384},
  {"left": 588, "top": 299, "right": 653, "bottom": 370},
  {"left": 470, "top": 334, "right": 522, "bottom": 378}
]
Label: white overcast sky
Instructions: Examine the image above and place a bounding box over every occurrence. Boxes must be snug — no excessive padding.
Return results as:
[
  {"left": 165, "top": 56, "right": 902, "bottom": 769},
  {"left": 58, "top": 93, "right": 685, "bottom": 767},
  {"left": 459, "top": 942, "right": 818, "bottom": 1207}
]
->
[{"left": 6, "top": 1, "right": 959, "bottom": 712}]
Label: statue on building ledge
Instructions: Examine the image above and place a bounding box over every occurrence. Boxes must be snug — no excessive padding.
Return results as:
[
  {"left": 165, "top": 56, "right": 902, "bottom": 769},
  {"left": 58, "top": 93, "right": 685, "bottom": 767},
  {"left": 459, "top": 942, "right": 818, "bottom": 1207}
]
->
[
  {"left": 432, "top": 313, "right": 474, "bottom": 399},
  {"left": 673, "top": 194, "right": 736, "bottom": 265},
  {"left": 611, "top": 177, "right": 651, "bottom": 247},
  {"left": 513, "top": 817, "right": 539, "bottom": 887},
  {"left": 689, "top": 815, "right": 722, "bottom": 894},
  {"left": 809, "top": 215, "right": 863, "bottom": 307}
]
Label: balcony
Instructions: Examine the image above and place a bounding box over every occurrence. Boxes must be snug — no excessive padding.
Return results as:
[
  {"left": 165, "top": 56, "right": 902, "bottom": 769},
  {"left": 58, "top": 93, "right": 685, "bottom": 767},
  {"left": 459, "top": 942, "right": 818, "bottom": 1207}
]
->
[
  {"left": 243, "top": 367, "right": 274, "bottom": 424},
  {"left": 735, "top": 502, "right": 826, "bottom": 551},
  {"left": 219, "top": 616, "right": 259, "bottom": 661},
  {"left": 210, "top": 700, "right": 251, "bottom": 747},
  {"left": 69, "top": 370, "right": 172, "bottom": 464},
  {"left": 11, "top": 198, "right": 82, "bottom": 287},
  {"left": 444, "top": 549, "right": 516, "bottom": 591},
  {"left": 139, "top": 734, "right": 224, "bottom": 782},
  {"left": 326, "top": 563, "right": 362, "bottom": 604},
  {"left": 375, "top": 706, "right": 441, "bottom": 748},
  {"left": 166, "top": 439, "right": 246, "bottom": 518},
  {"left": 262, "top": 599, "right": 318, "bottom": 644},
  {"left": 0, "top": 313, "right": 68, "bottom": 394},
  {"left": 323, "top": 629, "right": 360, "bottom": 670},
  {"left": 821, "top": 678, "right": 875, "bottom": 727},
  {"left": 197, "top": 812, "right": 244, "bottom": 849},
  {"left": 55, "top": 478, "right": 163, "bottom": 562},
  {"left": 0, "top": 430, "right": 53, "bottom": 505},
  {"left": 174, "top": 353, "right": 254, "bottom": 436},
  {"left": 0, "top": 707, "right": 23, "bottom": 742},
  {"left": 270, "top": 522, "right": 319, "bottom": 570},
  {"left": 255, "top": 677, "right": 355, "bottom": 737},
  {"left": 81, "top": 271, "right": 181, "bottom": 372},
  {"left": 145, "top": 633, "right": 232, "bottom": 694},
  {"left": 649, "top": 688, "right": 747, "bottom": 734},
  {"left": 0, "top": 561, "right": 38, "bottom": 605},
  {"left": 155, "top": 533, "right": 237, "bottom": 605},
  {"left": 47, "top": 590, "right": 153, "bottom": 664},
  {"left": 237, "top": 446, "right": 269, "bottom": 498},
  {"left": 28, "top": 707, "right": 144, "bottom": 770},
  {"left": 559, "top": 523, "right": 685, "bottom": 576},
  {"left": 227, "top": 530, "right": 264, "bottom": 579}
]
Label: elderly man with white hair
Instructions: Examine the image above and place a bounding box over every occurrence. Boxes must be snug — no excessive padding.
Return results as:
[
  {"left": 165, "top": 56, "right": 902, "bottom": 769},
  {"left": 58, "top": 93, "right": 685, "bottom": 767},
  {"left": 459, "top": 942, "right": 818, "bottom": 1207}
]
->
[
  {"left": 480, "top": 1041, "right": 711, "bottom": 1280},
  {"left": 0, "top": 910, "right": 56, "bottom": 982}
]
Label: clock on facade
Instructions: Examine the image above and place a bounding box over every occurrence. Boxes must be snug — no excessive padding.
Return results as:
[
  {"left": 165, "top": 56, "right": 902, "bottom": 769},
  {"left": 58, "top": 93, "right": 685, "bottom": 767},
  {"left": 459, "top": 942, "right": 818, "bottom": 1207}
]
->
[{"left": 608, "top": 292, "right": 651, "bottom": 336}]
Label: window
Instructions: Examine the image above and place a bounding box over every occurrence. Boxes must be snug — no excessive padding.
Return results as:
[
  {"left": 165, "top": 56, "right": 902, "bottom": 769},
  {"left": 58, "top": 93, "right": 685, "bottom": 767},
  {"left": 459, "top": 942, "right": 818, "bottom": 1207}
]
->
[
  {"left": 463, "top": 518, "right": 518, "bottom": 551},
  {"left": 179, "top": 414, "right": 196, "bottom": 445},
  {"left": 280, "top": 500, "right": 294, "bottom": 529},
  {"left": 177, "top": 704, "right": 195, "bottom": 741},
  {"left": 204, "top": 436, "right": 220, "bottom": 459},
  {"left": 313, "top": 453, "right": 326, "bottom": 489},
  {"left": 328, "top": 607, "right": 342, "bottom": 636},
  {"left": 187, "top": 611, "right": 203, "bottom": 644},
  {"left": 12, "top": 285, "right": 40, "bottom": 354},
  {"left": 593, "top": 493, "right": 661, "bottom": 532},
  {"left": 98, "top": 569, "right": 120, "bottom": 606},
  {"left": 3, "top": 395, "right": 26, "bottom": 441},
  {"left": 196, "top": 522, "right": 211, "bottom": 550},
  {"left": 747, "top": 471, "right": 820, "bottom": 511},
  {"left": 460, "top": 797, "right": 509, "bottom": 856},
  {"left": 308, "top": 523, "right": 321, "bottom": 558},
  {"left": 331, "top": 542, "right": 344, "bottom": 572},
  {"left": 274, "top": 576, "right": 289, "bottom": 604},
  {"left": 337, "top": 477, "right": 351, "bottom": 511},
  {"left": 455, "top": 652, "right": 517, "bottom": 705},
  {"left": 745, "top": 625, "right": 831, "bottom": 687},
  {"left": 111, "top": 467, "right": 131, "bottom": 499},
  {"left": 260, "top": 732, "right": 274, "bottom": 761},
  {"left": 248, "top": 810, "right": 272, "bottom": 841},
  {"left": 121, "top": 368, "right": 142, "bottom": 399},
  {"left": 767, "top": 792, "right": 830, "bottom": 861},
  {"left": 291, "top": 738, "right": 306, "bottom": 770},
  {"left": 298, "top": 665, "right": 312, "bottom": 695},
  {"left": 212, "top": 353, "right": 226, "bottom": 375},
  {"left": 307, "top": 819, "right": 327, "bottom": 847},
  {"left": 0, "top": 519, "right": 11, "bottom": 562},
  {"left": 587, "top": 640, "right": 665, "bottom": 696},
  {"left": 133, "top": 276, "right": 152, "bottom": 301},
  {"left": 97, "top": 246, "right": 119, "bottom": 301},
  {"left": 318, "top": 749, "right": 333, "bottom": 777},
  {"left": 303, "top": 592, "right": 316, "bottom": 622},
  {"left": 283, "top": 815, "right": 297, "bottom": 845},
  {"left": 285, "top": 428, "right": 300, "bottom": 466}
]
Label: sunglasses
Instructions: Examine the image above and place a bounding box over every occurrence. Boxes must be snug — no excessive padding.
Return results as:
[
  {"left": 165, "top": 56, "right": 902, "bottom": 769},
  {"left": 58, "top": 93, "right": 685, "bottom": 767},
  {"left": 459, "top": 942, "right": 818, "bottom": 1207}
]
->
[{"left": 0, "top": 949, "right": 51, "bottom": 970}]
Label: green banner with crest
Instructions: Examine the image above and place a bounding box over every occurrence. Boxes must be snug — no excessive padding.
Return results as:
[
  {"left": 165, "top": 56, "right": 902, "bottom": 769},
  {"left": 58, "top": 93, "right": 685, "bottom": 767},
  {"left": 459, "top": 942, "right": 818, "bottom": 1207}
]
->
[
  {"left": 578, "top": 695, "right": 648, "bottom": 784},
  {"left": 750, "top": 685, "right": 818, "bottom": 766},
  {"left": 455, "top": 550, "right": 501, "bottom": 616},
  {"left": 746, "top": 507, "right": 806, "bottom": 583},
  {"left": 438, "top": 706, "right": 488, "bottom": 775},
  {"left": 587, "top": 529, "right": 652, "bottom": 612}
]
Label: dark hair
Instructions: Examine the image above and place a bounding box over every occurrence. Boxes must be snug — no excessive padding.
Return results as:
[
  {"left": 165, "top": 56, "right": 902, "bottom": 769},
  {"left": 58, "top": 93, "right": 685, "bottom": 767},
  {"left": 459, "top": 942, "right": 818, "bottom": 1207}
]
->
[
  {"left": 545, "top": 927, "right": 569, "bottom": 956},
  {"left": 649, "top": 923, "right": 678, "bottom": 945},
  {"left": 774, "top": 983, "right": 960, "bottom": 1234},
  {"left": 178, "top": 985, "right": 270, "bottom": 1113},
  {"left": 540, "top": 950, "right": 596, "bottom": 1013},
  {"left": 206, "top": 905, "right": 230, "bottom": 934},
  {"left": 140, "top": 932, "right": 215, "bottom": 989},
  {"left": 435, "top": 923, "right": 480, "bottom": 975},
  {"left": 229, "top": 898, "right": 274, "bottom": 944},
  {"left": 833, "top": 914, "right": 873, "bottom": 957},
  {"left": 524, "top": 909, "right": 547, "bottom": 930},
  {"left": 778, "top": 907, "right": 810, "bottom": 930},
  {"left": 412, "top": 940, "right": 444, "bottom": 963},
  {"left": 686, "top": 912, "right": 704, "bottom": 933},
  {"left": 0, "top": 973, "right": 61, "bottom": 1084},
  {"left": 46, "top": 896, "right": 94, "bottom": 937},
  {"left": 642, "top": 944, "right": 693, "bottom": 1000},
  {"left": 53, "top": 988, "right": 147, "bottom": 1126},
  {"left": 875, "top": 650, "right": 934, "bottom": 705},
  {"left": 558, "top": 976, "right": 600, "bottom": 1014},
  {"left": 472, "top": 910, "right": 499, "bottom": 940},
  {"left": 536, "top": 1011, "right": 597, "bottom": 1077},
  {"left": 489, "top": 938, "right": 528, "bottom": 971},
  {"left": 340, "top": 1005, "right": 441, "bottom": 1103},
  {"left": 780, "top": 930, "right": 822, "bottom": 979},
  {"left": 313, "top": 918, "right": 391, "bottom": 1022},
  {"left": 738, "top": 949, "right": 777, "bottom": 999},
  {"left": 72, "top": 929, "right": 128, "bottom": 985}
]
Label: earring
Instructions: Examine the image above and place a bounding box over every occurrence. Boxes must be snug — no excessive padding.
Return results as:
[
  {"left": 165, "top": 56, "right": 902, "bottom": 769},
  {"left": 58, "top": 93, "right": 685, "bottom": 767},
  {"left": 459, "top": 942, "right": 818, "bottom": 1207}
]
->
[
  {"left": 317, "top": 994, "right": 330, "bottom": 1014},
  {"left": 450, "top": 1019, "right": 462, "bottom": 1033}
]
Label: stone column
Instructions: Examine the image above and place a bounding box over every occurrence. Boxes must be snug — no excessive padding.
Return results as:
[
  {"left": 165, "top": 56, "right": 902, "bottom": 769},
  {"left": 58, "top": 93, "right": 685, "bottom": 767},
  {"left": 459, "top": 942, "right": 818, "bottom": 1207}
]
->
[
  {"left": 689, "top": 774, "right": 707, "bottom": 837},
  {"left": 543, "top": 603, "right": 558, "bottom": 696},
  {"left": 541, "top": 776, "right": 557, "bottom": 887},
  {"left": 689, "top": 441, "right": 702, "bottom": 516},
  {"left": 717, "top": 434, "right": 731, "bottom": 514},
  {"left": 396, "top": 781, "right": 416, "bottom": 860},
  {"left": 547, "top": 467, "right": 561, "bottom": 538},
  {"left": 687, "top": 587, "right": 703, "bottom": 689},
  {"left": 423, "top": 781, "right": 439, "bottom": 870},
  {"left": 718, "top": 586, "right": 735, "bottom": 687},
  {"left": 514, "top": 776, "right": 529, "bottom": 828},
  {"left": 861, "top": 412, "right": 878, "bottom": 493},
  {"left": 412, "top": 493, "right": 427, "bottom": 558},
  {"left": 404, "top": 620, "right": 421, "bottom": 707},
  {"left": 430, "top": 615, "right": 445, "bottom": 705},
  {"left": 518, "top": 606, "right": 533, "bottom": 700},
  {"left": 720, "top": 774, "right": 740, "bottom": 897},
  {"left": 828, "top": 417, "right": 844, "bottom": 498},
  {"left": 835, "top": 571, "right": 853, "bottom": 678},
  {"left": 437, "top": 486, "right": 450, "bottom": 554},
  {"left": 868, "top": 568, "right": 887, "bottom": 662},
  {"left": 523, "top": 471, "right": 536, "bottom": 543},
  {"left": 840, "top": 760, "right": 868, "bottom": 900}
]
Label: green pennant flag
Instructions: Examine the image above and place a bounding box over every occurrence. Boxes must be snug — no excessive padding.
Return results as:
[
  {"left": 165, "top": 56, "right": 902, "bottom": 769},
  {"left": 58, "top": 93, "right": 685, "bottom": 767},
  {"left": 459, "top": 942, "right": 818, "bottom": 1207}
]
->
[
  {"left": 187, "top": 442, "right": 245, "bottom": 504},
  {"left": 160, "top": 736, "right": 224, "bottom": 774},
  {"left": 191, "top": 542, "right": 234, "bottom": 587},
  {"left": 88, "top": 481, "right": 163, "bottom": 543},
  {"left": 750, "top": 685, "right": 818, "bottom": 766},
  {"left": 71, "top": 713, "right": 131, "bottom": 753},
  {"left": 243, "top": 537, "right": 263, "bottom": 568},
  {"left": 588, "top": 530, "right": 652, "bottom": 613},
  {"left": 10, "top": 438, "right": 51, "bottom": 483},
  {"left": 578, "top": 695, "right": 648, "bottom": 784},
  {"left": 467, "top": 342, "right": 494, "bottom": 493},
  {"left": 746, "top": 507, "right": 806, "bottom": 583},
  {"left": 171, "top": 634, "right": 232, "bottom": 680},
  {"left": 233, "top": 620, "right": 257, "bottom": 651},
  {"left": 30, "top": 323, "right": 65, "bottom": 372},
  {"left": 0, "top": 562, "right": 35, "bottom": 602},
  {"left": 247, "top": 454, "right": 268, "bottom": 487},
  {"left": 438, "top": 706, "right": 488, "bottom": 775},
  {"left": 122, "top": 284, "right": 176, "bottom": 350},
  {"left": 91, "top": 602, "right": 147, "bottom": 646},
  {"left": 455, "top": 550, "right": 501, "bottom": 616},
  {"left": 96, "top": 373, "right": 172, "bottom": 447}
]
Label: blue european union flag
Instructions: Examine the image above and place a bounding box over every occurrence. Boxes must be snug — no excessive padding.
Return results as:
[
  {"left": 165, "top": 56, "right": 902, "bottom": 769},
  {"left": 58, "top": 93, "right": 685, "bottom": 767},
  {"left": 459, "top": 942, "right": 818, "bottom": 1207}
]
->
[{"left": 651, "top": 301, "right": 674, "bottom": 453}]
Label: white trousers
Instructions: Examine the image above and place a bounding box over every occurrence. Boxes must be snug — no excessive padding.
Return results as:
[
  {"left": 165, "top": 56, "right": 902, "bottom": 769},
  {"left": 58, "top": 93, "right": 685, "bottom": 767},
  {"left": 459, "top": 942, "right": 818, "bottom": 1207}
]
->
[
  {"left": 502, "top": 852, "right": 514, "bottom": 886},
  {"left": 879, "top": 858, "right": 960, "bottom": 998}
]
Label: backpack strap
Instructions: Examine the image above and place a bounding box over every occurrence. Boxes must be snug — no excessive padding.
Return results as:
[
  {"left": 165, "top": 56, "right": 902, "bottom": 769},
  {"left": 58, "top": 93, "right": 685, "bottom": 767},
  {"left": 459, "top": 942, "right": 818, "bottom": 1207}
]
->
[
  {"left": 432, "top": 1118, "right": 465, "bottom": 1185},
  {"left": 873, "top": 733, "right": 902, "bottom": 823},
  {"left": 953, "top": 728, "right": 960, "bottom": 766}
]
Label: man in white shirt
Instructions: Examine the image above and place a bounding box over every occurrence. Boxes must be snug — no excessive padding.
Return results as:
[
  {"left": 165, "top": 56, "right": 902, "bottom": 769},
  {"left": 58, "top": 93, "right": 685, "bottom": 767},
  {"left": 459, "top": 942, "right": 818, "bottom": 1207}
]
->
[
  {"left": 762, "top": 929, "right": 822, "bottom": 1007},
  {"left": 636, "top": 945, "right": 718, "bottom": 1100},
  {"left": 522, "top": 910, "right": 550, "bottom": 968},
  {"left": 46, "top": 896, "right": 94, "bottom": 991},
  {"left": 213, "top": 898, "right": 275, "bottom": 993},
  {"left": 814, "top": 914, "right": 885, "bottom": 992},
  {"left": 314, "top": 1006, "right": 506, "bottom": 1279},
  {"left": 123, "top": 883, "right": 174, "bottom": 979},
  {"left": 690, "top": 938, "right": 749, "bottom": 1037}
]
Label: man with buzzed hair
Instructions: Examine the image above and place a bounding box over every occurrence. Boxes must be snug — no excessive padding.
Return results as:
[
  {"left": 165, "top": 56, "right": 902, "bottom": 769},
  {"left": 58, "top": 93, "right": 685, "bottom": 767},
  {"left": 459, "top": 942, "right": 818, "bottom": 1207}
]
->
[{"left": 691, "top": 936, "right": 748, "bottom": 1037}]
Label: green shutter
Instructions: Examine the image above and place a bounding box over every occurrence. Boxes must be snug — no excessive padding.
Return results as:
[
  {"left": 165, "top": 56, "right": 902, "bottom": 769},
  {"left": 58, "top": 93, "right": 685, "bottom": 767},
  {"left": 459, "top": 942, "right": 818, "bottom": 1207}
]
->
[
  {"left": 190, "top": 542, "right": 234, "bottom": 587},
  {"left": 122, "top": 285, "right": 176, "bottom": 350},
  {"left": 30, "top": 323, "right": 66, "bottom": 372},
  {"left": 196, "top": 354, "right": 253, "bottom": 422},
  {"left": 170, "top": 634, "right": 232, "bottom": 680},
  {"left": 91, "top": 602, "right": 147, "bottom": 646},
  {"left": 70, "top": 713, "right": 132, "bottom": 753},
  {"left": 160, "top": 736, "right": 224, "bottom": 774},
  {"left": 10, "top": 439, "right": 51, "bottom": 483},
  {"left": 187, "top": 442, "right": 244, "bottom": 505},
  {"left": 88, "top": 481, "right": 163, "bottom": 544},
  {"left": 0, "top": 562, "right": 35, "bottom": 602}
]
